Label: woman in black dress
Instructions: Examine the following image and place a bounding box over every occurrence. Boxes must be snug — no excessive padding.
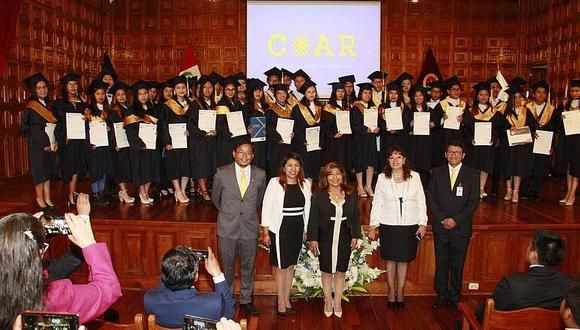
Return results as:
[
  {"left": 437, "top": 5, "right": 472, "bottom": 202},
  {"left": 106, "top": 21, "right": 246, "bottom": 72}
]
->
[
  {"left": 20, "top": 73, "right": 58, "bottom": 211},
  {"left": 322, "top": 82, "right": 352, "bottom": 172},
  {"left": 262, "top": 152, "right": 312, "bottom": 318},
  {"left": 558, "top": 79, "right": 580, "bottom": 206},
  {"left": 292, "top": 80, "right": 322, "bottom": 181},
  {"left": 266, "top": 84, "right": 294, "bottom": 176},
  {"left": 308, "top": 162, "right": 360, "bottom": 318},
  {"left": 245, "top": 78, "right": 269, "bottom": 171}
]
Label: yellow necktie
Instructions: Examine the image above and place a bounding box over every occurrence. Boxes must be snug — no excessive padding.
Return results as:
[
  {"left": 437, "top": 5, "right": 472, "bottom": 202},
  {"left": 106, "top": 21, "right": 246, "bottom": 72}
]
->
[
  {"left": 450, "top": 168, "right": 457, "bottom": 190},
  {"left": 240, "top": 169, "right": 247, "bottom": 197}
]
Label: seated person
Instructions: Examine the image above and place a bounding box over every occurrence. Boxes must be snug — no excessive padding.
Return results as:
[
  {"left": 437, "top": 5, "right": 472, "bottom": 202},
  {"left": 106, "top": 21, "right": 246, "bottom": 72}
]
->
[
  {"left": 144, "top": 246, "right": 235, "bottom": 328},
  {"left": 561, "top": 281, "right": 580, "bottom": 330},
  {"left": 476, "top": 229, "right": 572, "bottom": 323}
]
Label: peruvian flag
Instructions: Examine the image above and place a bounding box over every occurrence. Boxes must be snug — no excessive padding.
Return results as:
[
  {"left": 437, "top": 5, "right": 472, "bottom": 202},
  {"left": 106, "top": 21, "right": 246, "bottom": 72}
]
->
[
  {"left": 179, "top": 45, "right": 201, "bottom": 78},
  {"left": 417, "top": 46, "right": 443, "bottom": 87}
]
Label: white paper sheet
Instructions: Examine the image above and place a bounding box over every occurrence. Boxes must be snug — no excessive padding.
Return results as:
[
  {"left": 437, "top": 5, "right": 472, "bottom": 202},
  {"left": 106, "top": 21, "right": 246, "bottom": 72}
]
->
[
  {"left": 89, "top": 121, "right": 109, "bottom": 147},
  {"left": 198, "top": 110, "right": 217, "bottom": 132},
  {"left": 306, "top": 126, "right": 321, "bottom": 152},
  {"left": 168, "top": 123, "right": 187, "bottom": 149},
  {"left": 413, "top": 112, "right": 430, "bottom": 136},
  {"left": 474, "top": 122, "right": 492, "bottom": 146},
  {"left": 113, "top": 122, "right": 129, "bottom": 149},
  {"left": 384, "top": 107, "right": 404, "bottom": 131},
  {"left": 226, "top": 111, "right": 247, "bottom": 137},
  {"left": 363, "top": 108, "right": 378, "bottom": 129},
  {"left": 563, "top": 110, "right": 580, "bottom": 136},
  {"left": 45, "top": 123, "right": 56, "bottom": 150},
  {"left": 443, "top": 106, "right": 463, "bottom": 130},
  {"left": 276, "top": 118, "right": 294, "bottom": 144},
  {"left": 139, "top": 123, "right": 157, "bottom": 150},
  {"left": 336, "top": 111, "right": 352, "bottom": 134},
  {"left": 66, "top": 113, "right": 86, "bottom": 139},
  {"left": 533, "top": 130, "right": 553, "bottom": 155},
  {"left": 507, "top": 127, "right": 533, "bottom": 146}
]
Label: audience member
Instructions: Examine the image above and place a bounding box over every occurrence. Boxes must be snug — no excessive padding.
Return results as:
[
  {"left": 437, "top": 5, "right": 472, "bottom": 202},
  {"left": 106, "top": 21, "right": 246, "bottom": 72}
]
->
[{"left": 561, "top": 281, "right": 580, "bottom": 330}]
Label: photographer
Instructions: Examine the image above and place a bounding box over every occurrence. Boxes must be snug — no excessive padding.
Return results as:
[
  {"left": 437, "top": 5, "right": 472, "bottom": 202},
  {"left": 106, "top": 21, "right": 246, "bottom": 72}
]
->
[
  {"left": 0, "top": 193, "right": 122, "bottom": 329},
  {"left": 144, "top": 246, "right": 235, "bottom": 328}
]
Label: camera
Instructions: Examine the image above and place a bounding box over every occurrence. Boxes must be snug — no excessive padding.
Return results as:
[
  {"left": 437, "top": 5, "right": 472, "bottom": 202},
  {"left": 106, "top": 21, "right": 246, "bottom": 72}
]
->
[
  {"left": 22, "top": 311, "right": 79, "bottom": 330},
  {"left": 40, "top": 215, "right": 71, "bottom": 235},
  {"left": 183, "top": 314, "right": 217, "bottom": 330}
]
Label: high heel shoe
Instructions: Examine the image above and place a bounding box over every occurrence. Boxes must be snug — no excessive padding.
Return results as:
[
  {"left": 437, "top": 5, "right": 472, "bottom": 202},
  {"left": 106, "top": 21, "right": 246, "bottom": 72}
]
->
[
  {"left": 504, "top": 189, "right": 513, "bottom": 201},
  {"left": 387, "top": 301, "right": 397, "bottom": 309},
  {"left": 118, "top": 190, "right": 135, "bottom": 203},
  {"left": 147, "top": 194, "right": 154, "bottom": 203},
  {"left": 34, "top": 200, "right": 47, "bottom": 211},
  {"left": 565, "top": 197, "right": 575, "bottom": 206},
  {"left": 559, "top": 197, "right": 568, "bottom": 204},
  {"left": 480, "top": 188, "right": 488, "bottom": 199},
  {"left": 174, "top": 191, "right": 190, "bottom": 203},
  {"left": 200, "top": 190, "right": 212, "bottom": 201},
  {"left": 139, "top": 193, "right": 151, "bottom": 205},
  {"left": 67, "top": 192, "right": 78, "bottom": 207},
  {"left": 323, "top": 300, "right": 333, "bottom": 317},
  {"left": 396, "top": 300, "right": 406, "bottom": 309},
  {"left": 511, "top": 190, "right": 519, "bottom": 203},
  {"left": 333, "top": 302, "right": 342, "bottom": 318}
]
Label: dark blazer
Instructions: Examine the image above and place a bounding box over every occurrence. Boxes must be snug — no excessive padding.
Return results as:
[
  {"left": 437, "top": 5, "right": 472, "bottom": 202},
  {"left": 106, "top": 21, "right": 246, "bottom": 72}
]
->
[
  {"left": 428, "top": 164, "right": 480, "bottom": 237},
  {"left": 211, "top": 163, "right": 267, "bottom": 239},
  {"left": 144, "top": 281, "right": 235, "bottom": 328},
  {"left": 476, "top": 266, "right": 573, "bottom": 322},
  {"left": 307, "top": 190, "right": 361, "bottom": 241}
]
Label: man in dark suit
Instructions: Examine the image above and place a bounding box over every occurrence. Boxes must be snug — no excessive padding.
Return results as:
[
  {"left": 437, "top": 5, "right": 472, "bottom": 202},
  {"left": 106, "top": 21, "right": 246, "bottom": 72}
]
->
[
  {"left": 211, "top": 142, "right": 267, "bottom": 314},
  {"left": 475, "top": 230, "right": 572, "bottom": 323},
  {"left": 144, "top": 246, "right": 235, "bottom": 328},
  {"left": 561, "top": 280, "right": 580, "bottom": 329},
  {"left": 429, "top": 140, "right": 480, "bottom": 310}
]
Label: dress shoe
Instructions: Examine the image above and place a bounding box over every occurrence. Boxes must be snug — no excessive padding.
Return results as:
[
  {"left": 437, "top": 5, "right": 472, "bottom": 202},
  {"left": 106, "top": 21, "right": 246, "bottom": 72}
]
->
[
  {"left": 432, "top": 297, "right": 447, "bottom": 309},
  {"left": 118, "top": 190, "right": 135, "bottom": 203},
  {"left": 277, "top": 311, "right": 286, "bottom": 319},
  {"left": 34, "top": 200, "right": 47, "bottom": 211},
  {"left": 387, "top": 301, "right": 397, "bottom": 309},
  {"left": 333, "top": 305, "right": 342, "bottom": 318},
  {"left": 240, "top": 303, "right": 260, "bottom": 315},
  {"left": 504, "top": 189, "right": 513, "bottom": 201},
  {"left": 324, "top": 300, "right": 333, "bottom": 317},
  {"left": 396, "top": 301, "right": 405, "bottom": 309},
  {"left": 285, "top": 306, "right": 296, "bottom": 314},
  {"left": 511, "top": 190, "right": 519, "bottom": 203},
  {"left": 139, "top": 194, "right": 152, "bottom": 205}
]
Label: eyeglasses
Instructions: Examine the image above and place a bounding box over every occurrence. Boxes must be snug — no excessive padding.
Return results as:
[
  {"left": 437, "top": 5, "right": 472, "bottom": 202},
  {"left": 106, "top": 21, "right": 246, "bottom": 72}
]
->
[
  {"left": 42, "top": 242, "right": 49, "bottom": 254},
  {"left": 446, "top": 150, "right": 463, "bottom": 155}
]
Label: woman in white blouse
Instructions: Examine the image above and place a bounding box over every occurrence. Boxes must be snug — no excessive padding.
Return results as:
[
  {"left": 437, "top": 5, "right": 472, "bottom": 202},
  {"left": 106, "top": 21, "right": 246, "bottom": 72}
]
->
[{"left": 368, "top": 146, "right": 427, "bottom": 309}]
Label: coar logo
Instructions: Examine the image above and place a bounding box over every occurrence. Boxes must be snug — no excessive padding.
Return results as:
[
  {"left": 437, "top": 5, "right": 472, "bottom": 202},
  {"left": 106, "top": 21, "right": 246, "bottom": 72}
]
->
[{"left": 268, "top": 33, "right": 357, "bottom": 57}]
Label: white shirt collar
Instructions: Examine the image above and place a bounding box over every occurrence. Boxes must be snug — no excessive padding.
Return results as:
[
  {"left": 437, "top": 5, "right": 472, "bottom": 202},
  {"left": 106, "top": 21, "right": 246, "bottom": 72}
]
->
[
  {"left": 97, "top": 103, "right": 104, "bottom": 110},
  {"left": 234, "top": 162, "right": 251, "bottom": 182},
  {"left": 572, "top": 99, "right": 579, "bottom": 108},
  {"left": 478, "top": 103, "right": 488, "bottom": 111},
  {"left": 39, "top": 99, "right": 46, "bottom": 106},
  {"left": 336, "top": 100, "right": 343, "bottom": 107},
  {"left": 446, "top": 96, "right": 459, "bottom": 106},
  {"left": 448, "top": 162, "right": 462, "bottom": 176},
  {"left": 389, "top": 101, "right": 398, "bottom": 107}
]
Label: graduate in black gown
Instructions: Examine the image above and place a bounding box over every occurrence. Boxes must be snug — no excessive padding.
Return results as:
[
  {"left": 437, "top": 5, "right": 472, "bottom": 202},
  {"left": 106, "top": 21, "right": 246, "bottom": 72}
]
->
[
  {"left": 557, "top": 79, "right": 580, "bottom": 206},
  {"left": 405, "top": 85, "right": 436, "bottom": 186},
  {"left": 189, "top": 76, "right": 217, "bottom": 201},
  {"left": 155, "top": 80, "right": 174, "bottom": 199},
  {"left": 54, "top": 73, "right": 89, "bottom": 206},
  {"left": 395, "top": 72, "right": 414, "bottom": 108},
  {"left": 107, "top": 81, "right": 135, "bottom": 203},
  {"left": 338, "top": 75, "right": 356, "bottom": 107},
  {"left": 264, "top": 67, "right": 282, "bottom": 106},
  {"left": 368, "top": 71, "right": 388, "bottom": 108},
  {"left": 161, "top": 76, "right": 191, "bottom": 204},
  {"left": 245, "top": 78, "right": 269, "bottom": 171},
  {"left": 463, "top": 81, "right": 504, "bottom": 199},
  {"left": 125, "top": 81, "right": 159, "bottom": 204},
  {"left": 215, "top": 77, "right": 249, "bottom": 168},
  {"left": 487, "top": 77, "right": 509, "bottom": 198},
  {"left": 379, "top": 81, "right": 410, "bottom": 171},
  {"left": 20, "top": 73, "right": 58, "bottom": 211},
  {"left": 85, "top": 80, "right": 114, "bottom": 206},
  {"left": 322, "top": 82, "right": 352, "bottom": 172},
  {"left": 97, "top": 54, "right": 117, "bottom": 105},
  {"left": 351, "top": 83, "right": 379, "bottom": 197},
  {"left": 292, "top": 80, "right": 322, "bottom": 181},
  {"left": 234, "top": 72, "right": 248, "bottom": 106},
  {"left": 293, "top": 69, "right": 310, "bottom": 92},
  {"left": 267, "top": 84, "right": 294, "bottom": 176}
]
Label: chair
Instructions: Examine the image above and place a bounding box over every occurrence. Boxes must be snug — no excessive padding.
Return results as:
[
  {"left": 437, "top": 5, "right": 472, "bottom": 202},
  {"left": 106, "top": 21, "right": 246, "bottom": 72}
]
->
[
  {"left": 86, "top": 313, "right": 145, "bottom": 330},
  {"left": 148, "top": 314, "right": 249, "bottom": 330},
  {"left": 458, "top": 298, "right": 562, "bottom": 330}
]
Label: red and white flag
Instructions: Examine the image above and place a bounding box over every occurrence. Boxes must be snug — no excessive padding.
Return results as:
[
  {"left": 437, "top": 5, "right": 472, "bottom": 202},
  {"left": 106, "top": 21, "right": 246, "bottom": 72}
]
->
[
  {"left": 179, "top": 45, "right": 201, "bottom": 78},
  {"left": 417, "top": 46, "right": 443, "bottom": 87}
]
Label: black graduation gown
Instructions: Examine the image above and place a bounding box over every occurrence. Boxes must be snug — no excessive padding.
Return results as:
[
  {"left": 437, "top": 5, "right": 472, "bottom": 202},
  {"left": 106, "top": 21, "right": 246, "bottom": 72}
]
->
[
  {"left": 85, "top": 104, "right": 114, "bottom": 183},
  {"left": 107, "top": 105, "right": 132, "bottom": 183},
  {"left": 432, "top": 99, "right": 467, "bottom": 167},
  {"left": 215, "top": 99, "right": 249, "bottom": 167},
  {"left": 405, "top": 105, "right": 436, "bottom": 172},
  {"left": 54, "top": 99, "right": 89, "bottom": 183},
  {"left": 351, "top": 101, "right": 379, "bottom": 172},
  {"left": 161, "top": 99, "right": 191, "bottom": 180},
  {"left": 292, "top": 102, "right": 322, "bottom": 180},
  {"left": 499, "top": 107, "right": 539, "bottom": 179},
  {"left": 124, "top": 105, "right": 159, "bottom": 185},
  {"left": 20, "top": 100, "right": 58, "bottom": 184},
  {"left": 188, "top": 100, "right": 216, "bottom": 179},
  {"left": 525, "top": 103, "right": 561, "bottom": 177},
  {"left": 557, "top": 101, "right": 580, "bottom": 177},
  {"left": 245, "top": 101, "right": 269, "bottom": 171},
  {"left": 379, "top": 102, "right": 410, "bottom": 170},
  {"left": 463, "top": 105, "right": 504, "bottom": 174},
  {"left": 267, "top": 103, "right": 293, "bottom": 175},
  {"left": 321, "top": 103, "right": 352, "bottom": 171}
]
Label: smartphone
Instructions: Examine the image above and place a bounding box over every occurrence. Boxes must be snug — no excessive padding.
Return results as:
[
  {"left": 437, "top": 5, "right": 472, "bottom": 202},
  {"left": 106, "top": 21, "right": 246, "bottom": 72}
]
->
[
  {"left": 21, "top": 311, "right": 79, "bottom": 330},
  {"left": 415, "top": 233, "right": 422, "bottom": 241},
  {"left": 191, "top": 249, "right": 209, "bottom": 261},
  {"left": 183, "top": 314, "right": 218, "bottom": 330}
]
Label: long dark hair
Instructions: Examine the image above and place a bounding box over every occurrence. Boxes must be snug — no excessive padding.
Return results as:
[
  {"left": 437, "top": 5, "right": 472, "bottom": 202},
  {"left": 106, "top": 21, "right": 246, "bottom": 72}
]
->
[
  {"left": 471, "top": 88, "right": 492, "bottom": 116},
  {"left": 506, "top": 91, "right": 524, "bottom": 118},
  {"left": 0, "top": 213, "right": 46, "bottom": 329},
  {"left": 318, "top": 162, "right": 352, "bottom": 194},
  {"left": 299, "top": 86, "right": 319, "bottom": 107},
  {"left": 198, "top": 81, "right": 216, "bottom": 109},
  {"left": 356, "top": 88, "right": 375, "bottom": 108},
  {"left": 27, "top": 82, "right": 52, "bottom": 108},
  {"left": 247, "top": 86, "right": 268, "bottom": 110},
  {"left": 410, "top": 88, "right": 429, "bottom": 111},
  {"left": 89, "top": 87, "right": 110, "bottom": 118},
  {"left": 328, "top": 87, "right": 347, "bottom": 110},
  {"left": 382, "top": 146, "right": 412, "bottom": 181},
  {"left": 277, "top": 152, "right": 305, "bottom": 190}
]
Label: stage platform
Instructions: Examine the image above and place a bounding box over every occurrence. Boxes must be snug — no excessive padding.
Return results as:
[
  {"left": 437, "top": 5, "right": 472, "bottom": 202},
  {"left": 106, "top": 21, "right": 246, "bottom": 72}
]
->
[{"left": 0, "top": 177, "right": 578, "bottom": 296}]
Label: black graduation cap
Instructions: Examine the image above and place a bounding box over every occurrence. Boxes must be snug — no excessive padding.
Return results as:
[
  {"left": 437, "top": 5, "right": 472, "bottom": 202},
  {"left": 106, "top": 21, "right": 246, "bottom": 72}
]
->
[
  {"left": 24, "top": 73, "right": 48, "bottom": 90},
  {"left": 508, "top": 76, "right": 527, "bottom": 87},
  {"left": 222, "top": 76, "right": 240, "bottom": 87},
  {"left": 396, "top": 72, "right": 414, "bottom": 84},
  {"left": 293, "top": 69, "right": 310, "bottom": 80},
  {"left": 472, "top": 81, "right": 491, "bottom": 92},
  {"left": 159, "top": 80, "right": 173, "bottom": 90},
  {"left": 328, "top": 82, "right": 345, "bottom": 92},
  {"left": 108, "top": 81, "right": 129, "bottom": 95},
  {"left": 298, "top": 80, "right": 317, "bottom": 95},
  {"left": 444, "top": 76, "right": 461, "bottom": 89},
  {"left": 146, "top": 80, "right": 161, "bottom": 90},
  {"left": 386, "top": 81, "right": 401, "bottom": 91},
  {"left": 88, "top": 79, "right": 109, "bottom": 94},
  {"left": 98, "top": 54, "right": 118, "bottom": 82},
  {"left": 170, "top": 76, "right": 188, "bottom": 87},
  {"left": 356, "top": 82, "right": 373, "bottom": 92},
  {"left": 272, "top": 84, "right": 289, "bottom": 93},
  {"left": 367, "top": 71, "right": 388, "bottom": 81},
  {"left": 338, "top": 75, "right": 355, "bottom": 84},
  {"left": 247, "top": 78, "right": 267, "bottom": 91},
  {"left": 531, "top": 80, "right": 549, "bottom": 92},
  {"left": 506, "top": 84, "right": 525, "bottom": 96},
  {"left": 187, "top": 76, "right": 198, "bottom": 87},
  {"left": 198, "top": 76, "right": 215, "bottom": 88},
  {"left": 131, "top": 80, "right": 149, "bottom": 93},
  {"left": 410, "top": 84, "right": 428, "bottom": 97},
  {"left": 427, "top": 80, "right": 445, "bottom": 90},
  {"left": 59, "top": 73, "right": 80, "bottom": 84},
  {"left": 263, "top": 67, "right": 282, "bottom": 79},
  {"left": 209, "top": 71, "right": 224, "bottom": 85},
  {"left": 570, "top": 79, "right": 580, "bottom": 88},
  {"left": 281, "top": 68, "right": 294, "bottom": 79},
  {"left": 487, "top": 77, "right": 500, "bottom": 85},
  {"left": 232, "top": 72, "right": 246, "bottom": 82}
]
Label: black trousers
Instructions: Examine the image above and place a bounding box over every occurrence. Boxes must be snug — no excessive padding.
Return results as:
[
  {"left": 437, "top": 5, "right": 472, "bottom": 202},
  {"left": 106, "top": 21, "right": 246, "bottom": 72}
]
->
[
  {"left": 520, "top": 175, "right": 543, "bottom": 197},
  {"left": 434, "top": 233, "right": 471, "bottom": 304}
]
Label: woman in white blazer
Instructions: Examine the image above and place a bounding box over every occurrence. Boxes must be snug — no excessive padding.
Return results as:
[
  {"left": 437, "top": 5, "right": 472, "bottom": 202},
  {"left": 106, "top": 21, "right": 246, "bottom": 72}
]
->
[
  {"left": 261, "top": 152, "right": 312, "bottom": 319},
  {"left": 368, "top": 146, "right": 427, "bottom": 309}
]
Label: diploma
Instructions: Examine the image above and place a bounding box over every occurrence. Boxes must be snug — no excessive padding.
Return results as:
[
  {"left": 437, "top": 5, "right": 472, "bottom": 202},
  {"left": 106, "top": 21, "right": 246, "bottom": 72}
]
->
[
  {"left": 507, "top": 126, "right": 533, "bottom": 146},
  {"left": 198, "top": 110, "right": 217, "bottom": 132},
  {"left": 89, "top": 121, "right": 109, "bottom": 147},
  {"left": 563, "top": 110, "right": 580, "bottom": 136},
  {"left": 113, "top": 122, "right": 129, "bottom": 149},
  {"left": 168, "top": 123, "right": 187, "bottom": 149},
  {"left": 305, "top": 126, "right": 321, "bottom": 152},
  {"left": 250, "top": 116, "right": 267, "bottom": 142},
  {"left": 45, "top": 123, "right": 56, "bottom": 150},
  {"left": 363, "top": 108, "right": 378, "bottom": 129},
  {"left": 139, "top": 123, "right": 157, "bottom": 150},
  {"left": 66, "top": 113, "right": 86, "bottom": 139},
  {"left": 443, "top": 106, "right": 463, "bottom": 130},
  {"left": 336, "top": 111, "right": 352, "bottom": 134},
  {"left": 533, "top": 130, "right": 553, "bottom": 155},
  {"left": 384, "top": 107, "right": 404, "bottom": 130},
  {"left": 226, "top": 111, "right": 247, "bottom": 137},
  {"left": 413, "top": 112, "right": 430, "bottom": 136},
  {"left": 473, "top": 122, "right": 492, "bottom": 146},
  {"left": 276, "top": 118, "right": 294, "bottom": 144}
]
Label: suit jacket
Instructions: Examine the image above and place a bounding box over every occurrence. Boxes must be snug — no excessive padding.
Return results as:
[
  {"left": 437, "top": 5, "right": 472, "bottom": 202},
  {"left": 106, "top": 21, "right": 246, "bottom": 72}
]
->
[
  {"left": 428, "top": 164, "right": 479, "bottom": 237},
  {"left": 476, "top": 266, "right": 573, "bottom": 322},
  {"left": 211, "top": 163, "right": 267, "bottom": 239},
  {"left": 308, "top": 190, "right": 361, "bottom": 241},
  {"left": 144, "top": 281, "right": 235, "bottom": 328}
]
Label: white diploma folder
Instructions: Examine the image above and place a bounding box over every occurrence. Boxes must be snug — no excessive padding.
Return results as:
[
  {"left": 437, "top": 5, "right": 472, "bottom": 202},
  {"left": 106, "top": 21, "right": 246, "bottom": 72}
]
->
[
  {"left": 89, "top": 121, "right": 109, "bottom": 147},
  {"left": 335, "top": 111, "right": 352, "bottom": 134},
  {"left": 198, "top": 110, "right": 217, "bottom": 132},
  {"left": 473, "top": 122, "right": 492, "bottom": 146},
  {"left": 168, "top": 123, "right": 187, "bottom": 149},
  {"left": 507, "top": 127, "right": 533, "bottom": 146},
  {"left": 533, "top": 130, "right": 553, "bottom": 155},
  {"left": 139, "top": 123, "right": 157, "bottom": 150},
  {"left": 384, "top": 107, "right": 404, "bottom": 131},
  {"left": 113, "top": 122, "right": 129, "bottom": 149},
  {"left": 306, "top": 126, "right": 321, "bottom": 152},
  {"left": 443, "top": 106, "right": 463, "bottom": 130},
  {"left": 363, "top": 108, "right": 378, "bottom": 129},
  {"left": 563, "top": 110, "right": 580, "bottom": 136},
  {"left": 66, "top": 113, "right": 86, "bottom": 139},
  {"left": 226, "top": 111, "right": 247, "bottom": 138},
  {"left": 45, "top": 123, "right": 56, "bottom": 150},
  {"left": 276, "top": 118, "right": 294, "bottom": 144}
]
